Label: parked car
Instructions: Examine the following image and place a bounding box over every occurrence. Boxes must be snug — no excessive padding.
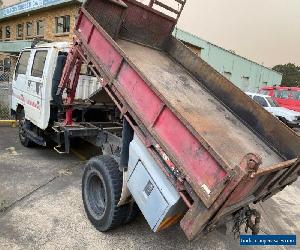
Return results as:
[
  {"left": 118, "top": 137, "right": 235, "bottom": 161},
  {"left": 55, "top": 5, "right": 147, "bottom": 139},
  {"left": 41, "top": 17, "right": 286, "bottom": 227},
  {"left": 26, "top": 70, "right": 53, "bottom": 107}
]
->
[
  {"left": 259, "top": 86, "right": 300, "bottom": 112},
  {"left": 246, "top": 92, "right": 300, "bottom": 127}
]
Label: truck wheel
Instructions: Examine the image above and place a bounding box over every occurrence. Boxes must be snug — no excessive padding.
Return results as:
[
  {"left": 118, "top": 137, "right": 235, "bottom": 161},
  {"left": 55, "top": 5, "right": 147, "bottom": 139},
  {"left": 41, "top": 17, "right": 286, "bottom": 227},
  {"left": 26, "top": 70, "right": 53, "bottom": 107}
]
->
[
  {"left": 82, "top": 155, "right": 129, "bottom": 231},
  {"left": 123, "top": 201, "right": 140, "bottom": 224},
  {"left": 18, "top": 111, "right": 34, "bottom": 147}
]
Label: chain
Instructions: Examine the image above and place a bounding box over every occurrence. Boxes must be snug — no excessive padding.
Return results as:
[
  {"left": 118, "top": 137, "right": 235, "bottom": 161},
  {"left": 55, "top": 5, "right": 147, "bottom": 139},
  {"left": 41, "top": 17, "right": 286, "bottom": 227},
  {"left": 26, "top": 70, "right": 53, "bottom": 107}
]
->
[{"left": 232, "top": 206, "right": 261, "bottom": 238}]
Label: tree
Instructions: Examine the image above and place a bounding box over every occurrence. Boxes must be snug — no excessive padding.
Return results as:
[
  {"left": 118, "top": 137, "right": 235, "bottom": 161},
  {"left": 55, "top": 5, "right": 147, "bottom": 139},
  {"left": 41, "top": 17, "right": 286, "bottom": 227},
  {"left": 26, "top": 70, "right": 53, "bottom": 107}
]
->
[{"left": 272, "top": 63, "right": 300, "bottom": 87}]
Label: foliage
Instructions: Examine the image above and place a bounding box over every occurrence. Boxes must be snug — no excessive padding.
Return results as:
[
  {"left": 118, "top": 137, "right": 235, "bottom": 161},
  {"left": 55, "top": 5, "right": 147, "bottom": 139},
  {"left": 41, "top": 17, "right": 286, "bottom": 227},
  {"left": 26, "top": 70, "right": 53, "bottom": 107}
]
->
[{"left": 272, "top": 63, "right": 300, "bottom": 87}]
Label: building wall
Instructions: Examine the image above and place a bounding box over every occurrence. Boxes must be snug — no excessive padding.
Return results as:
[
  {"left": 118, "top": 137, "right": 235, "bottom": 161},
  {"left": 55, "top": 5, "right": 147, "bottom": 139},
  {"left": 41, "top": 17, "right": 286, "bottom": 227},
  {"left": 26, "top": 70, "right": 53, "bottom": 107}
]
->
[
  {"left": 1, "top": 0, "right": 21, "bottom": 8},
  {"left": 173, "top": 28, "right": 282, "bottom": 92},
  {"left": 0, "top": 4, "right": 80, "bottom": 43},
  {"left": 0, "top": 2, "right": 81, "bottom": 72}
]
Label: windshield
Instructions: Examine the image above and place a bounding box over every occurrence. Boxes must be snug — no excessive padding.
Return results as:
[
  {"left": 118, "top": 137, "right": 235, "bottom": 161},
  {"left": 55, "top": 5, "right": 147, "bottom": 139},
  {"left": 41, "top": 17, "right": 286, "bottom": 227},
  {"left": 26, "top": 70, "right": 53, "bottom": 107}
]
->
[
  {"left": 259, "top": 90, "right": 269, "bottom": 95},
  {"left": 266, "top": 97, "right": 279, "bottom": 107}
]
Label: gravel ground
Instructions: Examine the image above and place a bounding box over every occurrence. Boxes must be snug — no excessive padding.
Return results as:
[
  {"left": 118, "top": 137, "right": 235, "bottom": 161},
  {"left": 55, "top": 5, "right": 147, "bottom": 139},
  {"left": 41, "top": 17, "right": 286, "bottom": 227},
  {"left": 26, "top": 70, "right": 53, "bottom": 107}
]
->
[{"left": 0, "top": 126, "right": 299, "bottom": 250}]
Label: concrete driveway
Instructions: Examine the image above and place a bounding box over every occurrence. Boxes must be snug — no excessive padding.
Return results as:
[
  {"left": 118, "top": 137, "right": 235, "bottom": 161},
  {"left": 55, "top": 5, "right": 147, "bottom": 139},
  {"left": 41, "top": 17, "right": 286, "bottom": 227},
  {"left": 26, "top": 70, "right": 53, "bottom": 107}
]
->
[{"left": 0, "top": 126, "right": 299, "bottom": 249}]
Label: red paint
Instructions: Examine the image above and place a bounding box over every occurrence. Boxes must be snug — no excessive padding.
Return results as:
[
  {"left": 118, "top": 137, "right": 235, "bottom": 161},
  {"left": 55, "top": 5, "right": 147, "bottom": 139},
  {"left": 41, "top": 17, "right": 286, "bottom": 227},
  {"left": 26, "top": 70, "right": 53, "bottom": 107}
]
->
[
  {"left": 259, "top": 86, "right": 300, "bottom": 112},
  {"left": 26, "top": 99, "right": 40, "bottom": 110},
  {"left": 117, "top": 63, "right": 163, "bottom": 127},
  {"left": 88, "top": 25, "right": 122, "bottom": 75},
  {"left": 12, "top": 92, "right": 40, "bottom": 110},
  {"left": 64, "top": 108, "right": 74, "bottom": 126},
  {"left": 226, "top": 179, "right": 257, "bottom": 206},
  {"left": 116, "top": 57, "right": 226, "bottom": 192},
  {"left": 77, "top": 14, "right": 93, "bottom": 42},
  {"left": 122, "top": 0, "right": 176, "bottom": 47},
  {"left": 153, "top": 108, "right": 227, "bottom": 189}
]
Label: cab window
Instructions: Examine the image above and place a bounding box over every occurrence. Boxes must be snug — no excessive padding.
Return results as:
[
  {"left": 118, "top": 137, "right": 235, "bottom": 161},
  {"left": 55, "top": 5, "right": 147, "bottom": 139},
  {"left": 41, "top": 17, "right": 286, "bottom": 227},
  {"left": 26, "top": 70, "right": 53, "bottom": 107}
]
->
[
  {"left": 259, "top": 90, "right": 269, "bottom": 96},
  {"left": 266, "top": 97, "right": 279, "bottom": 107},
  {"left": 292, "top": 91, "right": 300, "bottom": 101},
  {"left": 15, "top": 51, "right": 31, "bottom": 78},
  {"left": 253, "top": 96, "right": 268, "bottom": 107},
  {"left": 31, "top": 50, "right": 48, "bottom": 78},
  {"left": 274, "top": 90, "right": 289, "bottom": 99}
]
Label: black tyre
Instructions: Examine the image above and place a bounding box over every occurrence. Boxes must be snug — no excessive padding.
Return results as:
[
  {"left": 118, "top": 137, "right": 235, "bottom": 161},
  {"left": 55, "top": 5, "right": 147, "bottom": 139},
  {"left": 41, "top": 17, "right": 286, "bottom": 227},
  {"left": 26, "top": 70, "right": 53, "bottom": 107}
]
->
[
  {"left": 18, "top": 110, "right": 34, "bottom": 147},
  {"left": 82, "top": 155, "right": 129, "bottom": 231},
  {"left": 123, "top": 201, "right": 140, "bottom": 224}
]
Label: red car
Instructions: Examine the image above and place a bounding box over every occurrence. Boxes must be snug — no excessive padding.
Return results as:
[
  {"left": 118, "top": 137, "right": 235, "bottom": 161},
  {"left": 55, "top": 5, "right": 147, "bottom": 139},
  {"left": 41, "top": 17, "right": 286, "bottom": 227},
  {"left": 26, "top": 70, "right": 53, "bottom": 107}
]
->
[{"left": 259, "top": 86, "right": 300, "bottom": 112}]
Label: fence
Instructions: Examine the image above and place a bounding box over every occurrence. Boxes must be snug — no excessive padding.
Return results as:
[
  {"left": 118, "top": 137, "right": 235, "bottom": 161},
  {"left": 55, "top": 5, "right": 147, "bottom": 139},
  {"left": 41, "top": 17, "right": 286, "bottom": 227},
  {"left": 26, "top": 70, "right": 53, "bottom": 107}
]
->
[{"left": 0, "top": 72, "right": 12, "bottom": 120}]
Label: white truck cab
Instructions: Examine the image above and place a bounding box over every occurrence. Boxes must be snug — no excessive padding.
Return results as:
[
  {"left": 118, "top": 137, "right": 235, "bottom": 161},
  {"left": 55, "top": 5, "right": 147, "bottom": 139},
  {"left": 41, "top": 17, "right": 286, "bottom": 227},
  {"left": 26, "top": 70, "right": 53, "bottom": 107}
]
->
[
  {"left": 11, "top": 42, "right": 99, "bottom": 130},
  {"left": 12, "top": 42, "right": 69, "bottom": 129}
]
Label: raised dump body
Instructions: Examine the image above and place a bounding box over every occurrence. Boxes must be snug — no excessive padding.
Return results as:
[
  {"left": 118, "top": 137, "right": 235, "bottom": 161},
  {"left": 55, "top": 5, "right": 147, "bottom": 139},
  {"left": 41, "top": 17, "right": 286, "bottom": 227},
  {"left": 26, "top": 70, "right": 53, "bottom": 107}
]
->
[{"left": 60, "top": 0, "right": 300, "bottom": 240}]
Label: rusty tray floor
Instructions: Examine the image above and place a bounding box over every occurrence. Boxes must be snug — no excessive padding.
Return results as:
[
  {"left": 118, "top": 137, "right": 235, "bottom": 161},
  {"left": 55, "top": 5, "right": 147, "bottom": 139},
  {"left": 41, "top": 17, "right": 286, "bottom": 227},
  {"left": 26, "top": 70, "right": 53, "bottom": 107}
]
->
[{"left": 117, "top": 39, "right": 283, "bottom": 169}]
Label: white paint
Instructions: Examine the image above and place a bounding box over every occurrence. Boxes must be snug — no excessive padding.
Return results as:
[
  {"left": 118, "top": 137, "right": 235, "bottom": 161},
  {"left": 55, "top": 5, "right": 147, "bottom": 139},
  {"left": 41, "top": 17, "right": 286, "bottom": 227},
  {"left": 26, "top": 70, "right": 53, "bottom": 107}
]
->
[
  {"left": 201, "top": 184, "right": 211, "bottom": 195},
  {"left": 11, "top": 42, "right": 100, "bottom": 130}
]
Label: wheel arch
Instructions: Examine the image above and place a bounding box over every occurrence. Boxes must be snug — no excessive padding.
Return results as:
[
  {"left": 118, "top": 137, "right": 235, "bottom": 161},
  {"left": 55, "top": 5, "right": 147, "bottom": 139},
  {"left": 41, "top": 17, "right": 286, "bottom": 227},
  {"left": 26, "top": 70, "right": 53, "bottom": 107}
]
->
[{"left": 16, "top": 104, "right": 24, "bottom": 120}]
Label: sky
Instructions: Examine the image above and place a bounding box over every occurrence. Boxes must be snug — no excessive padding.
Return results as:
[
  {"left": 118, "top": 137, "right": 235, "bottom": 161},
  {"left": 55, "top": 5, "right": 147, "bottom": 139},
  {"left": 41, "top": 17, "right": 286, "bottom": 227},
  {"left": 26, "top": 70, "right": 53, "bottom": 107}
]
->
[{"left": 177, "top": 0, "right": 300, "bottom": 68}]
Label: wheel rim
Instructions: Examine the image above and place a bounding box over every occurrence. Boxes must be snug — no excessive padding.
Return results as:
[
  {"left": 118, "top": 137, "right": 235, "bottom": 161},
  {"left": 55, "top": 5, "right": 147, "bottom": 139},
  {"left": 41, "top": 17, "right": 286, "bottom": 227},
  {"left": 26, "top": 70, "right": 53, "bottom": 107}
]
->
[{"left": 87, "top": 172, "right": 107, "bottom": 219}]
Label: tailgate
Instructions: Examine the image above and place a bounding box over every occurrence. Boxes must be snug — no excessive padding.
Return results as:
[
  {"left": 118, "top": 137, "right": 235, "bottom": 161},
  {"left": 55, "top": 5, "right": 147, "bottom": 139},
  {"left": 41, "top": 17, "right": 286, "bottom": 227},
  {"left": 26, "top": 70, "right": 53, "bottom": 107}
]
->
[
  {"left": 180, "top": 158, "right": 300, "bottom": 240},
  {"left": 220, "top": 158, "right": 299, "bottom": 220}
]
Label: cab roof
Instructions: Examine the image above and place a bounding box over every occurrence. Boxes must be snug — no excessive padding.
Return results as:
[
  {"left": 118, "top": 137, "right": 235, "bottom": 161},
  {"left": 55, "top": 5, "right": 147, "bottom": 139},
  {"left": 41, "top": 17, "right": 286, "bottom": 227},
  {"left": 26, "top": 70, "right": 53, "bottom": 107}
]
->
[
  {"left": 36, "top": 42, "right": 71, "bottom": 49},
  {"left": 23, "top": 42, "right": 71, "bottom": 51}
]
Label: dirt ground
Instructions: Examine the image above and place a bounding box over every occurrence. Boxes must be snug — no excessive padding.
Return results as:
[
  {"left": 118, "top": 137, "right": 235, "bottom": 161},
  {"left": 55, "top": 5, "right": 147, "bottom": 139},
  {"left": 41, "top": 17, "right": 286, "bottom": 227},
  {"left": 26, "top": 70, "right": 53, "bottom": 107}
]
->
[{"left": 0, "top": 126, "right": 299, "bottom": 250}]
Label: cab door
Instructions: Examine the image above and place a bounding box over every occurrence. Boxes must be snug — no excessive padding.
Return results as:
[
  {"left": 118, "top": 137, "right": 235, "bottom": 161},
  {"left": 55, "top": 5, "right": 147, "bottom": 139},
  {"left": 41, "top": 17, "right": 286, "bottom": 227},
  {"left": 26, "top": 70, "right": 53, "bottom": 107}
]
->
[
  {"left": 26, "top": 49, "right": 50, "bottom": 129},
  {"left": 11, "top": 50, "right": 32, "bottom": 111}
]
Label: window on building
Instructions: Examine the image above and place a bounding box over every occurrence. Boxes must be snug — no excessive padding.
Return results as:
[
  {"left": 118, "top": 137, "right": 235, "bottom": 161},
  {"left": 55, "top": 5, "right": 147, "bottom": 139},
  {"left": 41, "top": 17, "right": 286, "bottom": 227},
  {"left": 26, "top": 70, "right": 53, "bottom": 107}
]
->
[
  {"left": 241, "top": 76, "right": 250, "bottom": 91},
  {"left": 55, "top": 15, "right": 70, "bottom": 33},
  {"left": 26, "top": 22, "right": 33, "bottom": 37},
  {"left": 4, "top": 58, "right": 11, "bottom": 71},
  {"left": 5, "top": 26, "right": 11, "bottom": 39},
  {"left": 223, "top": 71, "right": 232, "bottom": 79},
  {"left": 253, "top": 96, "right": 268, "bottom": 107},
  {"left": 36, "top": 20, "right": 44, "bottom": 36},
  {"left": 15, "top": 51, "right": 31, "bottom": 78},
  {"left": 16, "top": 24, "right": 24, "bottom": 38},
  {"left": 31, "top": 50, "right": 48, "bottom": 78},
  {"left": 0, "top": 27, "right": 3, "bottom": 40}
]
